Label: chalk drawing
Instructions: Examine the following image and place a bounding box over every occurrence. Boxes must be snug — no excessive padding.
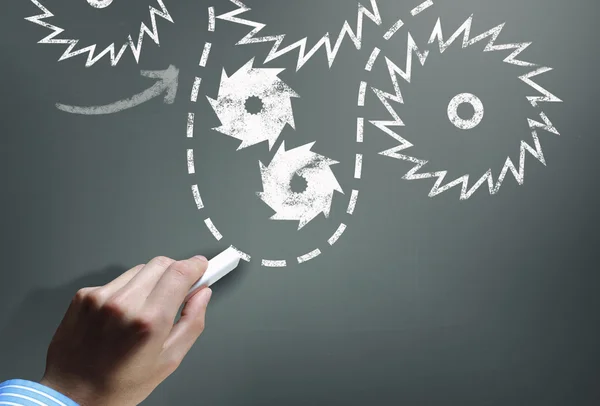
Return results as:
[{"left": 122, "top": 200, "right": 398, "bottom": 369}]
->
[
  {"left": 191, "top": 185, "right": 204, "bottom": 210},
  {"left": 261, "top": 259, "right": 287, "bottom": 267},
  {"left": 187, "top": 149, "right": 195, "bottom": 174},
  {"left": 411, "top": 0, "right": 434, "bottom": 16},
  {"left": 87, "top": 0, "right": 113, "bottom": 8},
  {"left": 347, "top": 190, "right": 359, "bottom": 215},
  {"left": 365, "top": 47, "right": 381, "bottom": 71},
  {"left": 230, "top": 246, "right": 251, "bottom": 262},
  {"left": 207, "top": 58, "right": 299, "bottom": 150},
  {"left": 190, "top": 77, "right": 202, "bottom": 102},
  {"left": 328, "top": 224, "right": 347, "bottom": 246},
  {"left": 186, "top": 113, "right": 195, "bottom": 138},
  {"left": 215, "top": 0, "right": 382, "bottom": 71},
  {"left": 520, "top": 67, "right": 563, "bottom": 106},
  {"left": 447, "top": 93, "right": 484, "bottom": 130},
  {"left": 354, "top": 154, "right": 363, "bottom": 179},
  {"left": 183, "top": 0, "right": 434, "bottom": 266},
  {"left": 364, "top": 13, "right": 562, "bottom": 200},
  {"left": 358, "top": 81, "right": 367, "bottom": 106},
  {"left": 25, "top": 0, "right": 173, "bottom": 67},
  {"left": 258, "top": 142, "right": 343, "bottom": 230},
  {"left": 56, "top": 65, "right": 179, "bottom": 115},
  {"left": 383, "top": 19, "right": 404, "bottom": 40},
  {"left": 204, "top": 218, "right": 223, "bottom": 241},
  {"left": 208, "top": 7, "right": 216, "bottom": 32},
  {"left": 199, "top": 42, "right": 212, "bottom": 67},
  {"left": 357, "top": 118, "right": 364, "bottom": 143},
  {"left": 297, "top": 249, "right": 321, "bottom": 264}
]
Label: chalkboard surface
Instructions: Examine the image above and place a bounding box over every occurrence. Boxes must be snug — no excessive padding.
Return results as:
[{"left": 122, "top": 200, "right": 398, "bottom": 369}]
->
[{"left": 1, "top": 0, "right": 599, "bottom": 404}]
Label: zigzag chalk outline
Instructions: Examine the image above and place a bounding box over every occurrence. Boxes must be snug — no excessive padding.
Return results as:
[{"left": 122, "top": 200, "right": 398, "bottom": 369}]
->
[
  {"left": 370, "top": 16, "right": 562, "bottom": 199},
  {"left": 25, "top": 0, "right": 173, "bottom": 67},
  {"left": 427, "top": 15, "right": 562, "bottom": 105},
  {"left": 216, "top": 0, "right": 382, "bottom": 71}
]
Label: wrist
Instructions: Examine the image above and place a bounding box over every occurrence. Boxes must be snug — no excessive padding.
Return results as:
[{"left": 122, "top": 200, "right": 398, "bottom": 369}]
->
[
  {"left": 0, "top": 378, "right": 83, "bottom": 406},
  {"left": 40, "top": 376, "right": 96, "bottom": 406}
]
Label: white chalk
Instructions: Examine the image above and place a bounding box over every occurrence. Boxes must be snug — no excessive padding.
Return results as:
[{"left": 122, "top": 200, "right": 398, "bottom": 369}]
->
[{"left": 186, "top": 247, "right": 241, "bottom": 301}]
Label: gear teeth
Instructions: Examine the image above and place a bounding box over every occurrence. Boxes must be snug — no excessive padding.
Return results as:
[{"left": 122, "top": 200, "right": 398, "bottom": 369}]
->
[
  {"left": 369, "top": 15, "right": 562, "bottom": 200},
  {"left": 208, "top": 59, "right": 298, "bottom": 150},
  {"left": 257, "top": 142, "right": 343, "bottom": 229},
  {"left": 216, "top": 0, "right": 382, "bottom": 71},
  {"left": 26, "top": 0, "right": 173, "bottom": 66}
]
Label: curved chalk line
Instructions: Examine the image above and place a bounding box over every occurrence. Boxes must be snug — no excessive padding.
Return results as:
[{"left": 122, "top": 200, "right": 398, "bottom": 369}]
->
[{"left": 186, "top": 1, "right": 431, "bottom": 266}]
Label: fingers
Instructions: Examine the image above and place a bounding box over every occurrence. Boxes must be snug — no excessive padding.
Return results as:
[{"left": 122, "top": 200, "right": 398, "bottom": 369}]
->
[
  {"left": 62, "top": 264, "right": 145, "bottom": 319},
  {"left": 55, "top": 287, "right": 99, "bottom": 336},
  {"left": 162, "top": 287, "right": 212, "bottom": 364},
  {"left": 68, "top": 264, "right": 146, "bottom": 317},
  {"left": 117, "top": 256, "right": 176, "bottom": 300},
  {"left": 144, "top": 256, "right": 209, "bottom": 321},
  {"left": 93, "top": 257, "right": 177, "bottom": 319},
  {"left": 63, "top": 254, "right": 209, "bottom": 349},
  {"left": 101, "top": 264, "right": 145, "bottom": 296}
]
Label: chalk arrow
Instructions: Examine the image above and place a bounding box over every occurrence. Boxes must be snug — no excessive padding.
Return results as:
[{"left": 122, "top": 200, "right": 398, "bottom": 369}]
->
[{"left": 56, "top": 65, "right": 179, "bottom": 115}]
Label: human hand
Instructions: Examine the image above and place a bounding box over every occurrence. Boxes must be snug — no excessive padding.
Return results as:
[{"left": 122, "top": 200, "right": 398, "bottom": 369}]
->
[{"left": 39, "top": 255, "right": 212, "bottom": 406}]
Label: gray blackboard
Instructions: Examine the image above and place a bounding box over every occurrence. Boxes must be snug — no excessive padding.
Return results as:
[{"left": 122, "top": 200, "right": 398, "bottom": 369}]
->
[{"left": 1, "top": 0, "right": 599, "bottom": 404}]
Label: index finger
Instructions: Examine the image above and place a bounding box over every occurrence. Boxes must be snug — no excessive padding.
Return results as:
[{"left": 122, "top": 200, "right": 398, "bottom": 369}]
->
[{"left": 144, "top": 256, "right": 208, "bottom": 320}]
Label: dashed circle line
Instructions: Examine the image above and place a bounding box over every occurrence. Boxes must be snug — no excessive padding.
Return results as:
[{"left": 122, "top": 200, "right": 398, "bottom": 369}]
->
[
  {"left": 204, "top": 218, "right": 223, "bottom": 241},
  {"left": 199, "top": 42, "right": 212, "bottom": 67},
  {"left": 357, "top": 81, "right": 367, "bottom": 106},
  {"left": 186, "top": 5, "right": 367, "bottom": 267},
  {"left": 297, "top": 249, "right": 322, "bottom": 264},
  {"left": 190, "top": 77, "right": 202, "bottom": 102},
  {"left": 186, "top": 149, "right": 195, "bottom": 174},
  {"left": 230, "top": 246, "right": 252, "bottom": 262},
  {"left": 191, "top": 184, "right": 204, "bottom": 209},
  {"left": 354, "top": 154, "right": 363, "bottom": 179},
  {"left": 352, "top": 0, "right": 433, "bottom": 217},
  {"left": 356, "top": 117, "right": 364, "bottom": 143},
  {"left": 411, "top": 0, "right": 433, "bottom": 16},
  {"left": 327, "top": 223, "right": 347, "bottom": 246},
  {"left": 347, "top": 190, "right": 359, "bottom": 215},
  {"left": 208, "top": 6, "right": 215, "bottom": 32},
  {"left": 189, "top": 1, "right": 433, "bottom": 263},
  {"left": 383, "top": 19, "right": 405, "bottom": 40},
  {"left": 186, "top": 112, "right": 195, "bottom": 138},
  {"left": 355, "top": 0, "right": 434, "bottom": 168},
  {"left": 365, "top": 47, "right": 381, "bottom": 71},
  {"left": 262, "top": 259, "right": 287, "bottom": 267}
]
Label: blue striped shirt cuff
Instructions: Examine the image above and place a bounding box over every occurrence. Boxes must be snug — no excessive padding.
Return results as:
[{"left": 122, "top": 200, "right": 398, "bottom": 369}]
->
[{"left": 0, "top": 379, "right": 79, "bottom": 406}]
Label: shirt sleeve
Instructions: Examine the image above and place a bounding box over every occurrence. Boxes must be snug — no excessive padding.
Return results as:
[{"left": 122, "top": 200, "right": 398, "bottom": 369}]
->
[{"left": 0, "top": 379, "right": 80, "bottom": 406}]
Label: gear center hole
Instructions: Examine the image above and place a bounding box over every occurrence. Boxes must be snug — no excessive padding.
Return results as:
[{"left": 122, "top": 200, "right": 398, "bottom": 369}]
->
[
  {"left": 457, "top": 103, "right": 475, "bottom": 120},
  {"left": 245, "top": 96, "right": 264, "bottom": 115},
  {"left": 290, "top": 173, "right": 308, "bottom": 194}
]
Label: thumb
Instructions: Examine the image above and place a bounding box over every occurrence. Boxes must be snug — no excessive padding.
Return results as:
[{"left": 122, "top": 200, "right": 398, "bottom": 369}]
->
[
  {"left": 189, "top": 287, "right": 213, "bottom": 310},
  {"left": 162, "top": 288, "right": 212, "bottom": 362}
]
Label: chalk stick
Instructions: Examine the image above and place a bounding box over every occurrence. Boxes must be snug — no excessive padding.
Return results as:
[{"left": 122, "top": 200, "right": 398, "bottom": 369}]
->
[{"left": 185, "top": 247, "right": 241, "bottom": 301}]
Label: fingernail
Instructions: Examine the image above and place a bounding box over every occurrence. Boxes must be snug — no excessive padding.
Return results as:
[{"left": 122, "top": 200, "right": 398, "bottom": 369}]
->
[
  {"left": 194, "top": 255, "right": 208, "bottom": 263},
  {"left": 199, "top": 288, "right": 212, "bottom": 306}
]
